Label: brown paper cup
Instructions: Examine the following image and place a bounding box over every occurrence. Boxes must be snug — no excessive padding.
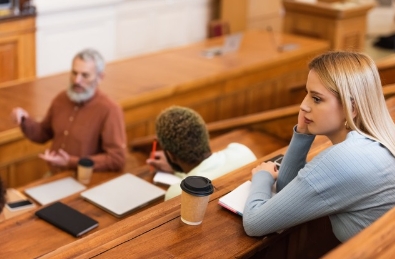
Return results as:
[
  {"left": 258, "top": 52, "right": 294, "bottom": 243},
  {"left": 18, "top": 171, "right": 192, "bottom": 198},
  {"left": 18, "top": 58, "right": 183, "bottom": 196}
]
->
[
  {"left": 77, "top": 158, "right": 94, "bottom": 185},
  {"left": 77, "top": 165, "right": 93, "bottom": 185},
  {"left": 181, "top": 191, "right": 210, "bottom": 225},
  {"left": 179, "top": 176, "right": 214, "bottom": 225}
]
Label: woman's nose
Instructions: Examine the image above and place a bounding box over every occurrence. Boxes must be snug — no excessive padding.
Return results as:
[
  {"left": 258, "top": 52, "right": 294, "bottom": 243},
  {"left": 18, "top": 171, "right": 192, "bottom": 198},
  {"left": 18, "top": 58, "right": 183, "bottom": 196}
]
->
[{"left": 300, "top": 96, "right": 311, "bottom": 112}]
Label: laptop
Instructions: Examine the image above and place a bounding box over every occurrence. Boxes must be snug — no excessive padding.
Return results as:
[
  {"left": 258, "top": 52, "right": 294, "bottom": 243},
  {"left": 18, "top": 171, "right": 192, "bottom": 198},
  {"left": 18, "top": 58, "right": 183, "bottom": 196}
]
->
[
  {"left": 202, "top": 33, "right": 243, "bottom": 57},
  {"left": 24, "top": 177, "right": 87, "bottom": 205},
  {"left": 80, "top": 173, "right": 165, "bottom": 218}
]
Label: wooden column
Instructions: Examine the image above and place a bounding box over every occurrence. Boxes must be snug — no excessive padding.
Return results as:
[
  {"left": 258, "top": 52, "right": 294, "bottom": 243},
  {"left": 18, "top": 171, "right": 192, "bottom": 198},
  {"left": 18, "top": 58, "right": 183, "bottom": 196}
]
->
[
  {"left": 283, "top": 0, "right": 375, "bottom": 51},
  {"left": 219, "top": 0, "right": 283, "bottom": 33}
]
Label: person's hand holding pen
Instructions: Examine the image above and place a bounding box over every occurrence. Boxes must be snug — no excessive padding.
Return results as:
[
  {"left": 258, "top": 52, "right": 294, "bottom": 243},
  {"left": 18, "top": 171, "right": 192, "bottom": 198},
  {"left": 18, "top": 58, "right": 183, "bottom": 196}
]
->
[{"left": 146, "top": 150, "right": 174, "bottom": 173}]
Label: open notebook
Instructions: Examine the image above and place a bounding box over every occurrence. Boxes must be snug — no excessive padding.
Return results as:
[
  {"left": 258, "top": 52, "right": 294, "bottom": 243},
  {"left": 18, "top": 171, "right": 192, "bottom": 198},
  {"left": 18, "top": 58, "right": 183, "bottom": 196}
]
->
[
  {"left": 219, "top": 154, "right": 283, "bottom": 216},
  {"left": 219, "top": 181, "right": 277, "bottom": 216},
  {"left": 218, "top": 181, "right": 251, "bottom": 216},
  {"left": 80, "top": 173, "right": 165, "bottom": 218}
]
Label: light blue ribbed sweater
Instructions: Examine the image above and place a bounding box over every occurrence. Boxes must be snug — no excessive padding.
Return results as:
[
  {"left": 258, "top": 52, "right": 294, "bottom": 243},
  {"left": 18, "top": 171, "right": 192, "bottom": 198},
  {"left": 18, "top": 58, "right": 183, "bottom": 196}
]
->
[{"left": 243, "top": 128, "right": 395, "bottom": 242}]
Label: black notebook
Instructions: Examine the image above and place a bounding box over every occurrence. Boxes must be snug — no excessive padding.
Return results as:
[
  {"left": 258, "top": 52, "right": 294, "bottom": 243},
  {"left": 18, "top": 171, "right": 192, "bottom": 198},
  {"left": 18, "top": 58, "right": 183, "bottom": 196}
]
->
[{"left": 35, "top": 201, "right": 98, "bottom": 237}]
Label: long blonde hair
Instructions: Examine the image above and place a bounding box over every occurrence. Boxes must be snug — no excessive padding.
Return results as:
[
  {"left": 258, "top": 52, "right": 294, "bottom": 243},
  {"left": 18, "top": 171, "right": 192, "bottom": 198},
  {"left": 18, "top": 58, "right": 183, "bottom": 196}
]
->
[{"left": 309, "top": 51, "right": 395, "bottom": 156}]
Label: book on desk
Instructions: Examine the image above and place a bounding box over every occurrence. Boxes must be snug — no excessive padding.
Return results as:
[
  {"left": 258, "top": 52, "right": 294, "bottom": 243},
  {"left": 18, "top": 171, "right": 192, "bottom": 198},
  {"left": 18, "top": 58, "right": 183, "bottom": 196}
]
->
[{"left": 35, "top": 201, "right": 98, "bottom": 237}]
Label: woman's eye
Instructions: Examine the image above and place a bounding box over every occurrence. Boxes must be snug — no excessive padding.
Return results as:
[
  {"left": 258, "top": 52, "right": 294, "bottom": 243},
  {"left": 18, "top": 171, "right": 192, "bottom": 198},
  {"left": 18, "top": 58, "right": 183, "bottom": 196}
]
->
[{"left": 312, "top": 96, "right": 321, "bottom": 103}]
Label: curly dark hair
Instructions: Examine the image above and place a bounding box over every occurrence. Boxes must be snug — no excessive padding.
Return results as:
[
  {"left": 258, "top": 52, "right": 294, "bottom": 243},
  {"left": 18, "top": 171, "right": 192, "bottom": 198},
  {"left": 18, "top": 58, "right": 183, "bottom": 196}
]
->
[
  {"left": 0, "top": 177, "right": 5, "bottom": 214},
  {"left": 156, "top": 106, "right": 211, "bottom": 165}
]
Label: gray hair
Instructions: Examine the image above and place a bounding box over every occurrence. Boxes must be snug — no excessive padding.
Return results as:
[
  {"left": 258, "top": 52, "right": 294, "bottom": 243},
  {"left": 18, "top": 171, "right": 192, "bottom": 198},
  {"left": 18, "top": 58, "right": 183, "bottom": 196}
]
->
[{"left": 73, "top": 48, "right": 105, "bottom": 74}]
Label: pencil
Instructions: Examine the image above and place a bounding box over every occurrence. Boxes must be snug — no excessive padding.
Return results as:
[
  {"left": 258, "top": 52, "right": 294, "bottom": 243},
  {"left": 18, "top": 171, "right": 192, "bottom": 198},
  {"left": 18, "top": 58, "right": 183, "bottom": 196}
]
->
[{"left": 149, "top": 139, "right": 157, "bottom": 173}]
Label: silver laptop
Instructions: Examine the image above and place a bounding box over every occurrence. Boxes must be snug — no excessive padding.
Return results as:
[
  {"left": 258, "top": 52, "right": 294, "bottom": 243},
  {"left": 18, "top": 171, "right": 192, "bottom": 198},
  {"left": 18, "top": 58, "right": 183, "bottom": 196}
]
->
[
  {"left": 202, "top": 33, "right": 243, "bottom": 57},
  {"left": 24, "top": 177, "right": 87, "bottom": 205},
  {"left": 80, "top": 173, "right": 165, "bottom": 218}
]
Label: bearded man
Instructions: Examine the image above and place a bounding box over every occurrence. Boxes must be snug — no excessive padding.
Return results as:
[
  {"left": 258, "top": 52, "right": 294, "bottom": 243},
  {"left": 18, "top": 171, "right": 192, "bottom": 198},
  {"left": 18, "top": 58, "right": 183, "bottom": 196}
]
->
[{"left": 12, "top": 49, "right": 126, "bottom": 174}]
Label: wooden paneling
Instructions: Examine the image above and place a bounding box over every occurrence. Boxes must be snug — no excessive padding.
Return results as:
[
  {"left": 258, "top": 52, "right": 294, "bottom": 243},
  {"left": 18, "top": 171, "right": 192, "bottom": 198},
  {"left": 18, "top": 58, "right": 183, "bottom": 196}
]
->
[
  {"left": 220, "top": 0, "right": 248, "bottom": 33},
  {"left": 0, "top": 16, "right": 36, "bottom": 84},
  {"left": 0, "top": 39, "right": 17, "bottom": 82}
]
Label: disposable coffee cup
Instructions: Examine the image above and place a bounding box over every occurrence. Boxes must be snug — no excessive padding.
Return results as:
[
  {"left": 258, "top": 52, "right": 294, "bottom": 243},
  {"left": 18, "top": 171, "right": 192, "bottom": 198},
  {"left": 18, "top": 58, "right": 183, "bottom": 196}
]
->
[
  {"left": 77, "top": 158, "right": 94, "bottom": 185},
  {"left": 180, "top": 176, "right": 214, "bottom": 225}
]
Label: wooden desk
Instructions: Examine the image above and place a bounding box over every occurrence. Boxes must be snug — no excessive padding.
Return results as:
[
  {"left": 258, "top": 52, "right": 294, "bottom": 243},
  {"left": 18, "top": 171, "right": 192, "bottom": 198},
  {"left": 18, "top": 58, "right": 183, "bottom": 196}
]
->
[
  {"left": 283, "top": 0, "right": 375, "bottom": 51},
  {"left": 0, "top": 166, "right": 161, "bottom": 258},
  {"left": 0, "top": 124, "right": 288, "bottom": 258},
  {"left": 38, "top": 95, "right": 395, "bottom": 259},
  {"left": 0, "top": 30, "right": 329, "bottom": 188},
  {"left": 5, "top": 136, "right": 327, "bottom": 259}
]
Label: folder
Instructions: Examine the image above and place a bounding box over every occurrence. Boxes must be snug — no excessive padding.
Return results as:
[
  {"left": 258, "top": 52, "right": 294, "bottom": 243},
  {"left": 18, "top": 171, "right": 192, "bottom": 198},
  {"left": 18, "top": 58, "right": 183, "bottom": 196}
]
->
[{"left": 35, "top": 201, "right": 98, "bottom": 237}]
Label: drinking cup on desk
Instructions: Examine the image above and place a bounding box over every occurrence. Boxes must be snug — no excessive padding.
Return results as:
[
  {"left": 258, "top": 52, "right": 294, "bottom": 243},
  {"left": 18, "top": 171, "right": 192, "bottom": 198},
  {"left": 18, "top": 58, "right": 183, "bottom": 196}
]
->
[
  {"left": 77, "top": 158, "right": 94, "bottom": 185},
  {"left": 180, "top": 176, "right": 214, "bottom": 225}
]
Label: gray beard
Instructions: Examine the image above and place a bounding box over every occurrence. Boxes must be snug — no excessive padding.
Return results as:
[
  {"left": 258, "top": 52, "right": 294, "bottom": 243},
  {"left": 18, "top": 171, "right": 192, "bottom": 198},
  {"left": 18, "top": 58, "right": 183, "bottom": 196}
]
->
[{"left": 67, "top": 85, "right": 96, "bottom": 103}]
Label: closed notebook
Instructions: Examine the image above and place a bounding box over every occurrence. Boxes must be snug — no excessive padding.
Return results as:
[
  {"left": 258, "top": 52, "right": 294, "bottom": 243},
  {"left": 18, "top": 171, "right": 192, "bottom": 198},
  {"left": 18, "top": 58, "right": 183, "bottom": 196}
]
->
[{"left": 35, "top": 201, "right": 98, "bottom": 237}]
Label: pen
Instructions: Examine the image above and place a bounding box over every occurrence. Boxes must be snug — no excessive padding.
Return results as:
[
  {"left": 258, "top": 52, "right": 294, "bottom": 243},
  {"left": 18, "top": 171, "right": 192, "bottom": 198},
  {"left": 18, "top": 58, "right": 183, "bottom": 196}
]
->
[{"left": 150, "top": 139, "right": 157, "bottom": 173}]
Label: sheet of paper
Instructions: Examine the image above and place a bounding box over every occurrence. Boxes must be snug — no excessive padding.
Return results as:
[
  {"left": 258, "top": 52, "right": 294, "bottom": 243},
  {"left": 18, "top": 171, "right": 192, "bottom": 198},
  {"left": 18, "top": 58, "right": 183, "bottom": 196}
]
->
[{"left": 153, "top": 172, "right": 182, "bottom": 186}]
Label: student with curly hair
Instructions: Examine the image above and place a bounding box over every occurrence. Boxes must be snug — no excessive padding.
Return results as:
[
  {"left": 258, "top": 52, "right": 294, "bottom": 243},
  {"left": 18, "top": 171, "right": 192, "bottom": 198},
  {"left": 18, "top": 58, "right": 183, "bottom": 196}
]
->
[
  {"left": 243, "top": 51, "right": 395, "bottom": 242},
  {"left": 147, "top": 106, "right": 257, "bottom": 200}
]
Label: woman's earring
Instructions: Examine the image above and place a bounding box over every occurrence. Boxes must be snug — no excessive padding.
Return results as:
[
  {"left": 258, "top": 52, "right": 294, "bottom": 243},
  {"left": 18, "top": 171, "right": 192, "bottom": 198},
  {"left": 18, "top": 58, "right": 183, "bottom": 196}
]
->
[{"left": 345, "top": 120, "right": 351, "bottom": 130}]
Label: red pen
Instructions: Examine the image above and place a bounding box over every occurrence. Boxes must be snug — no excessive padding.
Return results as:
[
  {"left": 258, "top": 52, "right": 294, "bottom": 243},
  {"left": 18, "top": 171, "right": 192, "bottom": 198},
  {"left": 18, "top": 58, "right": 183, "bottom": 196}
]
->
[{"left": 149, "top": 139, "right": 157, "bottom": 173}]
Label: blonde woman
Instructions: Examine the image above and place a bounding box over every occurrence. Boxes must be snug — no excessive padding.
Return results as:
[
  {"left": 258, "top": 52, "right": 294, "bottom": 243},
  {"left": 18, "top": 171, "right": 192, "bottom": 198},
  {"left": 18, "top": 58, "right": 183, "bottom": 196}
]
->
[{"left": 243, "top": 51, "right": 395, "bottom": 242}]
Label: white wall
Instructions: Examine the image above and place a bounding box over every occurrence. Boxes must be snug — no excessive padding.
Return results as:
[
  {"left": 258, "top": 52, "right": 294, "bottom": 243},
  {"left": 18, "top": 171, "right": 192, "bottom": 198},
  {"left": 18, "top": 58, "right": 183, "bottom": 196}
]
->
[{"left": 35, "top": 0, "right": 213, "bottom": 77}]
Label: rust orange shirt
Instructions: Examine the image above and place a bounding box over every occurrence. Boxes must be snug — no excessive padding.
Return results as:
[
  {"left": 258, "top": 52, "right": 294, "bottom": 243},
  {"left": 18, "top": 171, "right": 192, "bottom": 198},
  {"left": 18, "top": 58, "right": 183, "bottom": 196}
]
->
[{"left": 21, "top": 89, "right": 126, "bottom": 173}]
